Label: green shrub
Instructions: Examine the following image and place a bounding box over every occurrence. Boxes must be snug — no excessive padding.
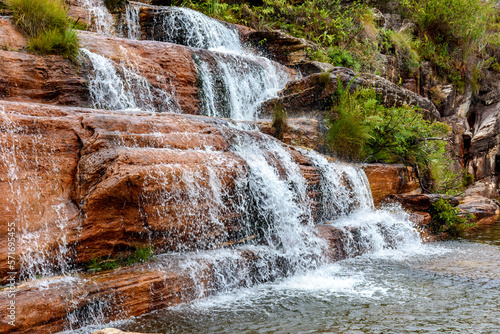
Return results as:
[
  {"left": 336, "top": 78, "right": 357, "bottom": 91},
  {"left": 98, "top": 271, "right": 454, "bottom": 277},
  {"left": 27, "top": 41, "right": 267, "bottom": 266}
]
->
[
  {"left": 429, "top": 198, "right": 476, "bottom": 237},
  {"left": 325, "top": 82, "right": 449, "bottom": 164},
  {"left": 272, "top": 105, "right": 288, "bottom": 141},
  {"left": 104, "top": 0, "right": 127, "bottom": 13},
  {"left": 327, "top": 47, "right": 361, "bottom": 71},
  {"left": 6, "top": 0, "right": 79, "bottom": 59}
]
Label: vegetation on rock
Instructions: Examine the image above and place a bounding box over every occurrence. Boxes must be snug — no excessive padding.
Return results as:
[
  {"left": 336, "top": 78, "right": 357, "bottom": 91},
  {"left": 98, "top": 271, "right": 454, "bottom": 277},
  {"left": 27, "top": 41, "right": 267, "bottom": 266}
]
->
[
  {"left": 86, "top": 247, "right": 155, "bottom": 272},
  {"left": 324, "top": 81, "right": 461, "bottom": 193},
  {"left": 272, "top": 105, "right": 289, "bottom": 141},
  {"left": 429, "top": 198, "right": 476, "bottom": 237},
  {"left": 5, "top": 0, "right": 79, "bottom": 59}
]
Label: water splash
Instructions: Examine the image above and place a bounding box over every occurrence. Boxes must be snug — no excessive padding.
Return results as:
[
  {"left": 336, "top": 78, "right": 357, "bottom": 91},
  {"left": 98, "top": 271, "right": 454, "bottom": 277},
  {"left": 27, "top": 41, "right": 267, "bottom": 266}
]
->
[{"left": 77, "top": 0, "right": 115, "bottom": 36}]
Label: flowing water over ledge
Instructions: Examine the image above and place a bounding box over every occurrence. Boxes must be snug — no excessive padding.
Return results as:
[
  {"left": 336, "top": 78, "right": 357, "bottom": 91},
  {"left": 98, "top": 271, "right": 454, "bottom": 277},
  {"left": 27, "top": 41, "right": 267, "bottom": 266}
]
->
[{"left": 93, "top": 226, "right": 499, "bottom": 334}]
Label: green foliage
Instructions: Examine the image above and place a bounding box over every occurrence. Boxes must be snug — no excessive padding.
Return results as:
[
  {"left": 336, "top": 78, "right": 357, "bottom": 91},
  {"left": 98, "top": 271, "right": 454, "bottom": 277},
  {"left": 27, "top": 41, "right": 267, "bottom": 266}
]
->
[
  {"left": 381, "top": 29, "right": 420, "bottom": 73},
  {"left": 272, "top": 105, "right": 288, "bottom": 141},
  {"left": 429, "top": 198, "right": 476, "bottom": 237},
  {"left": 325, "top": 83, "right": 449, "bottom": 167},
  {"left": 86, "top": 247, "right": 155, "bottom": 272},
  {"left": 317, "top": 71, "right": 331, "bottom": 89},
  {"left": 401, "top": 0, "right": 498, "bottom": 88},
  {"left": 327, "top": 47, "right": 361, "bottom": 71},
  {"left": 6, "top": 0, "right": 79, "bottom": 59},
  {"left": 28, "top": 27, "right": 79, "bottom": 59},
  {"left": 325, "top": 82, "right": 373, "bottom": 160},
  {"left": 104, "top": 0, "right": 126, "bottom": 13}
]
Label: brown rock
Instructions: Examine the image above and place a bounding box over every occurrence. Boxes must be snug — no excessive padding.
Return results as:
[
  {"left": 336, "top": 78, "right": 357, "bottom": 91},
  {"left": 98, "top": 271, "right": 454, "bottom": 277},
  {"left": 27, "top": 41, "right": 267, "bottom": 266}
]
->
[
  {"left": 261, "top": 70, "right": 441, "bottom": 121},
  {"left": 0, "top": 101, "right": 325, "bottom": 282},
  {"left": 0, "top": 18, "right": 27, "bottom": 51},
  {"left": 247, "top": 30, "right": 319, "bottom": 65},
  {"left": 361, "top": 164, "right": 421, "bottom": 207},
  {"left": 256, "top": 118, "right": 323, "bottom": 151},
  {"left": 0, "top": 262, "right": 212, "bottom": 334},
  {"left": 358, "top": 73, "right": 441, "bottom": 120},
  {"left": 409, "top": 211, "right": 432, "bottom": 227},
  {"left": 459, "top": 196, "right": 500, "bottom": 226},
  {"left": 79, "top": 31, "right": 199, "bottom": 114}
]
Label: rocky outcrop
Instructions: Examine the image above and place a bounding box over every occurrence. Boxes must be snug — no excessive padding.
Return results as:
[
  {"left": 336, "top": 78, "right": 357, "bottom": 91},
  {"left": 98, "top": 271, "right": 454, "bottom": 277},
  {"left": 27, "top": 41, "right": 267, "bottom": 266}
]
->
[
  {"left": 361, "top": 164, "right": 421, "bottom": 207},
  {"left": 358, "top": 73, "right": 441, "bottom": 120},
  {"left": 246, "top": 30, "right": 319, "bottom": 66},
  {"left": 458, "top": 196, "right": 500, "bottom": 226},
  {"left": 256, "top": 118, "right": 324, "bottom": 151},
  {"left": 0, "top": 101, "right": 323, "bottom": 282},
  {"left": 0, "top": 261, "right": 212, "bottom": 334},
  {"left": 260, "top": 69, "right": 441, "bottom": 121}
]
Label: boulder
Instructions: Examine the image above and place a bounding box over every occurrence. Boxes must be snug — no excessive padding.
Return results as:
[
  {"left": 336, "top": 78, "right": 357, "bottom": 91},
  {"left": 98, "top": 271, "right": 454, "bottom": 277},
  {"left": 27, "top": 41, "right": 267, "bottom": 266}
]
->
[
  {"left": 458, "top": 196, "right": 500, "bottom": 225},
  {"left": 361, "top": 164, "right": 421, "bottom": 207},
  {"left": 298, "top": 61, "right": 335, "bottom": 76},
  {"left": 246, "top": 30, "right": 319, "bottom": 65},
  {"left": 260, "top": 70, "right": 441, "bottom": 121},
  {"left": 256, "top": 118, "right": 323, "bottom": 151}
]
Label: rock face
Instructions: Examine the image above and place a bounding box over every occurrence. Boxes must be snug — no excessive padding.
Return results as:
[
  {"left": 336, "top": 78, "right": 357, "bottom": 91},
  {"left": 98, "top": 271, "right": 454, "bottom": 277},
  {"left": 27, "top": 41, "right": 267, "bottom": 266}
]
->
[
  {"left": 257, "top": 118, "right": 324, "bottom": 151},
  {"left": 0, "top": 100, "right": 324, "bottom": 282},
  {"left": 361, "top": 164, "right": 421, "bottom": 207},
  {"left": 458, "top": 196, "right": 500, "bottom": 226},
  {"left": 260, "top": 69, "right": 441, "bottom": 121},
  {"left": 246, "top": 30, "right": 319, "bottom": 65}
]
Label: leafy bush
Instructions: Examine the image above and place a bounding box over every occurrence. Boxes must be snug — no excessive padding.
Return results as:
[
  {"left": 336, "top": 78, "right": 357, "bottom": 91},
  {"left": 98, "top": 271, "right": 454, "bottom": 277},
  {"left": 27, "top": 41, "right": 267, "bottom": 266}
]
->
[
  {"left": 327, "top": 47, "right": 361, "bottom": 71},
  {"left": 6, "top": 0, "right": 79, "bottom": 59},
  {"left": 325, "top": 83, "right": 459, "bottom": 192},
  {"left": 272, "top": 105, "right": 288, "bottom": 141},
  {"left": 104, "top": 0, "right": 126, "bottom": 13},
  {"left": 401, "top": 0, "right": 498, "bottom": 88},
  {"left": 429, "top": 198, "right": 475, "bottom": 237}
]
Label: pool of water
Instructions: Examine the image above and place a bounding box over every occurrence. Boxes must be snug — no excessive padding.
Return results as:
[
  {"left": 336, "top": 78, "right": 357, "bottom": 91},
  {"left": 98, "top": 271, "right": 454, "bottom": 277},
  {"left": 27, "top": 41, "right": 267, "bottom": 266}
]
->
[{"left": 112, "top": 224, "right": 500, "bottom": 334}]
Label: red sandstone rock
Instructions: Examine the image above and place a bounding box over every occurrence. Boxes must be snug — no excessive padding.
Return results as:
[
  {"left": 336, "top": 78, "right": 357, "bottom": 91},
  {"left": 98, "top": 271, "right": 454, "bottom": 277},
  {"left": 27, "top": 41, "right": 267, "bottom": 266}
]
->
[{"left": 361, "top": 164, "right": 421, "bottom": 207}]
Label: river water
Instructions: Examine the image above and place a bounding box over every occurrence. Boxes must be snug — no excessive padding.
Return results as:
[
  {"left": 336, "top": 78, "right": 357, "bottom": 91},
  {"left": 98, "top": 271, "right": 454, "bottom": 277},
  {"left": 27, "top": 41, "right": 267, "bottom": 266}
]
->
[{"left": 116, "top": 225, "right": 500, "bottom": 334}]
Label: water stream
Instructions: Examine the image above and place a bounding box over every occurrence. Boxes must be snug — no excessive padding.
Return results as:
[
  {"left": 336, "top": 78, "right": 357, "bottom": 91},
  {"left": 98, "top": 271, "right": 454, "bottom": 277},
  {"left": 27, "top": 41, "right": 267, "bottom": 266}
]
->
[
  {"left": 3, "top": 1, "right": 499, "bottom": 333},
  {"left": 113, "top": 229, "right": 500, "bottom": 333}
]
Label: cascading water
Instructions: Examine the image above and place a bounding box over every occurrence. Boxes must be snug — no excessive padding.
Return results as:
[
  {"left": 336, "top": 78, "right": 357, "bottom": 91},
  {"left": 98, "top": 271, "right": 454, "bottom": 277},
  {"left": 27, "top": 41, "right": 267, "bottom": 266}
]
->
[
  {"left": 194, "top": 52, "right": 290, "bottom": 120},
  {"left": 123, "top": 5, "right": 292, "bottom": 119},
  {"left": 0, "top": 107, "right": 75, "bottom": 282},
  {"left": 82, "top": 48, "right": 178, "bottom": 112},
  {"left": 77, "top": 0, "right": 115, "bottom": 36},
  {"left": 149, "top": 6, "right": 243, "bottom": 51},
  {"left": 121, "top": 4, "right": 141, "bottom": 40}
]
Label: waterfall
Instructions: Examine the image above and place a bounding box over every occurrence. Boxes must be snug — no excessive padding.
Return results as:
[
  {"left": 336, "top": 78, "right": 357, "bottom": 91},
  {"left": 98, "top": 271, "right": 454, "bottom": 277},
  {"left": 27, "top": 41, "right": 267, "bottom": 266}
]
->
[
  {"left": 150, "top": 6, "right": 243, "bottom": 52},
  {"left": 82, "top": 48, "right": 178, "bottom": 112},
  {"left": 122, "top": 4, "right": 141, "bottom": 40},
  {"left": 0, "top": 107, "right": 75, "bottom": 282},
  {"left": 194, "top": 52, "right": 290, "bottom": 120},
  {"left": 77, "top": 0, "right": 115, "bottom": 36},
  {"left": 122, "top": 4, "right": 293, "bottom": 119}
]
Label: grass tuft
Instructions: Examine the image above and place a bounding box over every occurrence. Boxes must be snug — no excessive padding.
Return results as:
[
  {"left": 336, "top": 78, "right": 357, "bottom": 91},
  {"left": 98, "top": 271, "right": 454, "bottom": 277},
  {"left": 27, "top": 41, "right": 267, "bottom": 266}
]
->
[{"left": 6, "top": 0, "right": 79, "bottom": 59}]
